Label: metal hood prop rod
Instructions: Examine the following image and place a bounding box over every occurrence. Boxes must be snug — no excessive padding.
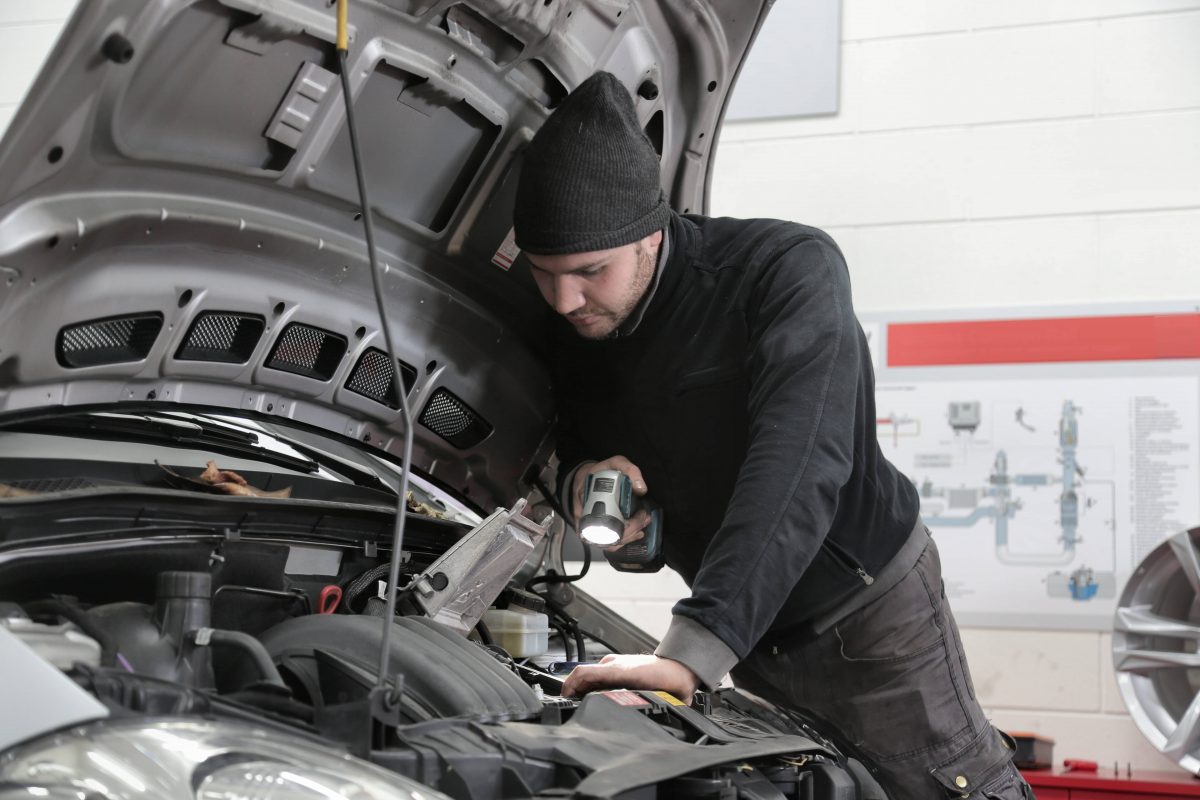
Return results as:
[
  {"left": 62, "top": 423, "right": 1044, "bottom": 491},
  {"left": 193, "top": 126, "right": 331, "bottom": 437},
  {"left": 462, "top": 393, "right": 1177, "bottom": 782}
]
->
[{"left": 334, "top": 0, "right": 416, "bottom": 702}]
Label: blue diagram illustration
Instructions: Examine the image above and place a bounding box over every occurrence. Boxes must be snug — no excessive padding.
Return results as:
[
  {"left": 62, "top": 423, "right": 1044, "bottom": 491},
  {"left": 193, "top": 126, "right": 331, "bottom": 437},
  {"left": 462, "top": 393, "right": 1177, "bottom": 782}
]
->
[{"left": 914, "top": 400, "right": 1117, "bottom": 601}]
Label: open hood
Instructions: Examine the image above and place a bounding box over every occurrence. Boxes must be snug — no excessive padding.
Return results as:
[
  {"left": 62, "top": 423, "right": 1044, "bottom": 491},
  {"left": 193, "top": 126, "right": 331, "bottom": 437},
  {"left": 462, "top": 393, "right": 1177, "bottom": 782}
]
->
[{"left": 0, "top": 0, "right": 772, "bottom": 510}]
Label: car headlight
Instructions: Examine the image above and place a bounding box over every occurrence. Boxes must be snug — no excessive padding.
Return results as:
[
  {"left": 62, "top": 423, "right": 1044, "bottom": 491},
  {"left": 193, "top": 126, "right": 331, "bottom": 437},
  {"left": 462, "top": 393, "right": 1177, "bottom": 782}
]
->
[{"left": 0, "top": 718, "right": 449, "bottom": 800}]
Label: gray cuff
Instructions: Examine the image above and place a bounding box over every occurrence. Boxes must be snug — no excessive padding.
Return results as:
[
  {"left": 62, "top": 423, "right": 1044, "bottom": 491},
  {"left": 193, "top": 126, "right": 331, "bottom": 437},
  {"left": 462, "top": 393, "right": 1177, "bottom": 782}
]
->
[{"left": 654, "top": 615, "right": 739, "bottom": 691}]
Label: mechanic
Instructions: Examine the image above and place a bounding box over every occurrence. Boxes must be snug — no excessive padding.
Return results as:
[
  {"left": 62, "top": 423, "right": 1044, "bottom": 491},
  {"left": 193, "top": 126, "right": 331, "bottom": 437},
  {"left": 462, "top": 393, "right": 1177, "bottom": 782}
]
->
[{"left": 512, "top": 72, "right": 1031, "bottom": 800}]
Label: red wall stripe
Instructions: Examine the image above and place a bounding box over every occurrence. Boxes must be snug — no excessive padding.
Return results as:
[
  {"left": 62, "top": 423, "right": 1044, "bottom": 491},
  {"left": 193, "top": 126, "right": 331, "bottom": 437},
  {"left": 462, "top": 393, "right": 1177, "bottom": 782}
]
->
[{"left": 887, "top": 313, "right": 1200, "bottom": 367}]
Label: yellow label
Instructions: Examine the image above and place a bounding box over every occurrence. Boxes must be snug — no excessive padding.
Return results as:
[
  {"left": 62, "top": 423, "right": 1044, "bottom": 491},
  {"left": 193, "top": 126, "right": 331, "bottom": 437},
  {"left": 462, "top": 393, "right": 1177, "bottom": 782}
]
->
[
  {"left": 336, "top": 0, "right": 349, "bottom": 51},
  {"left": 653, "top": 691, "right": 685, "bottom": 706}
]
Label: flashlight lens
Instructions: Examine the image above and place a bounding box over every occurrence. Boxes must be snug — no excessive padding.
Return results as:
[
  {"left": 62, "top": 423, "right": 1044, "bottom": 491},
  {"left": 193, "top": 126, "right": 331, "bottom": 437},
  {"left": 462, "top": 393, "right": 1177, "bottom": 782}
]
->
[{"left": 581, "top": 524, "right": 620, "bottom": 546}]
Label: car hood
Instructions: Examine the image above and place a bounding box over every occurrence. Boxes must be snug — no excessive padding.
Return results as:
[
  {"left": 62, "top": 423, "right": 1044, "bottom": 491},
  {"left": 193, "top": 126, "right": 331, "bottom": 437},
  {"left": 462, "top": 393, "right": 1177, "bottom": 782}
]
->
[{"left": 0, "top": 0, "right": 771, "bottom": 510}]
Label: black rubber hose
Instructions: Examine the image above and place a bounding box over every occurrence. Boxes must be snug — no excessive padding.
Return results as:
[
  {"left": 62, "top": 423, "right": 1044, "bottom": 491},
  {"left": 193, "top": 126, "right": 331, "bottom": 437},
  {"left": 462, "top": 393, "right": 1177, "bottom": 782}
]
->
[
  {"left": 474, "top": 618, "right": 494, "bottom": 647},
  {"left": 189, "top": 628, "right": 286, "bottom": 690},
  {"left": 571, "top": 620, "right": 587, "bottom": 663},
  {"left": 24, "top": 598, "right": 117, "bottom": 668},
  {"left": 529, "top": 472, "right": 569, "bottom": 526},
  {"left": 549, "top": 620, "right": 573, "bottom": 661},
  {"left": 575, "top": 626, "right": 620, "bottom": 655},
  {"left": 213, "top": 585, "right": 311, "bottom": 616},
  {"left": 525, "top": 474, "right": 592, "bottom": 589},
  {"left": 526, "top": 544, "right": 591, "bottom": 590},
  {"left": 537, "top": 592, "right": 589, "bottom": 663}
]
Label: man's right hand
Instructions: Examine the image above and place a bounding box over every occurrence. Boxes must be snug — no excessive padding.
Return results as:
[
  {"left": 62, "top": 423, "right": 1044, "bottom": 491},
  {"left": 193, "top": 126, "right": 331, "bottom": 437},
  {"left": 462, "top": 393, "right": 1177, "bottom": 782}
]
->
[{"left": 572, "top": 456, "right": 651, "bottom": 550}]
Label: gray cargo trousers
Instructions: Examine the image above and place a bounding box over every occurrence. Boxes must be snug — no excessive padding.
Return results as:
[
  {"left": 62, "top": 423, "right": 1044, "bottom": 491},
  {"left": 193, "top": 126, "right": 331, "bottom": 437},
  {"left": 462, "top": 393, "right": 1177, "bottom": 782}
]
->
[{"left": 731, "top": 532, "right": 1032, "bottom": 799}]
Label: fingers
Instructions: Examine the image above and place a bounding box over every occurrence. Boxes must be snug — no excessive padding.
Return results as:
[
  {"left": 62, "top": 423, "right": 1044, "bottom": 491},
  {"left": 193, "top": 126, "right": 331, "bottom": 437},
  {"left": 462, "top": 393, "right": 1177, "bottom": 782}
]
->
[
  {"left": 559, "top": 655, "right": 699, "bottom": 701},
  {"left": 604, "top": 541, "right": 638, "bottom": 554},
  {"left": 605, "top": 512, "right": 649, "bottom": 552},
  {"left": 595, "top": 455, "right": 647, "bottom": 495},
  {"left": 561, "top": 664, "right": 610, "bottom": 697},
  {"left": 587, "top": 456, "right": 646, "bottom": 493},
  {"left": 573, "top": 456, "right": 648, "bottom": 519},
  {"left": 562, "top": 653, "right": 628, "bottom": 696},
  {"left": 626, "top": 509, "right": 652, "bottom": 534},
  {"left": 604, "top": 530, "right": 645, "bottom": 553}
]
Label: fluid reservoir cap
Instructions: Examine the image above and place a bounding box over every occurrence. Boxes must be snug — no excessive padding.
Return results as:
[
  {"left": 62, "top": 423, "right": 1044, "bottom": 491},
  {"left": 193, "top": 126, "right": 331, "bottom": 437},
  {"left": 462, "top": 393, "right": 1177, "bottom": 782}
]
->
[{"left": 156, "top": 571, "right": 212, "bottom": 599}]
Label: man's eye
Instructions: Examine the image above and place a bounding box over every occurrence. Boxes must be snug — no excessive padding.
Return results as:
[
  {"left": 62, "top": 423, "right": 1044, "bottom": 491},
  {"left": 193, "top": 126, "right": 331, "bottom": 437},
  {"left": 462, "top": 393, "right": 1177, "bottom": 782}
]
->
[{"left": 581, "top": 266, "right": 604, "bottom": 277}]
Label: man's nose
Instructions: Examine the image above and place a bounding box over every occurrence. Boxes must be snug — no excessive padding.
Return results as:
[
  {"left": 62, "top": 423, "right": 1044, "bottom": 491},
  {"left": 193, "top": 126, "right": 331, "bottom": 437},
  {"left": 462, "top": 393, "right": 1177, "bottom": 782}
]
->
[{"left": 552, "top": 276, "right": 585, "bottom": 315}]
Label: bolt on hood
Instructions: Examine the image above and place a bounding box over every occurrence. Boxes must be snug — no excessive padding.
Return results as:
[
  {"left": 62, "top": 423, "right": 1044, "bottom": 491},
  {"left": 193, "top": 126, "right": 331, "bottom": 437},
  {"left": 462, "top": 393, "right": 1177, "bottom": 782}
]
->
[{"left": 0, "top": 0, "right": 772, "bottom": 510}]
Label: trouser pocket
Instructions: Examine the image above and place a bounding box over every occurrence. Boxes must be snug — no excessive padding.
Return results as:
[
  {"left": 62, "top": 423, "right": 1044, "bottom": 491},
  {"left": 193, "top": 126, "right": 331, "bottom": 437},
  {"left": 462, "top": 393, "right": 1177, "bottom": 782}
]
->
[
  {"left": 980, "top": 763, "right": 1035, "bottom": 800},
  {"left": 828, "top": 545, "right": 974, "bottom": 762},
  {"left": 931, "top": 727, "right": 1026, "bottom": 798}
]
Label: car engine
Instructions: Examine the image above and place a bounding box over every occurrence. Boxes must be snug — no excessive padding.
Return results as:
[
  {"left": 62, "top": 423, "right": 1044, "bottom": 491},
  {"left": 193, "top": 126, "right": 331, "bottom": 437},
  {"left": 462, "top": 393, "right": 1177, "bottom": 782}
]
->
[{"left": 0, "top": 492, "right": 884, "bottom": 800}]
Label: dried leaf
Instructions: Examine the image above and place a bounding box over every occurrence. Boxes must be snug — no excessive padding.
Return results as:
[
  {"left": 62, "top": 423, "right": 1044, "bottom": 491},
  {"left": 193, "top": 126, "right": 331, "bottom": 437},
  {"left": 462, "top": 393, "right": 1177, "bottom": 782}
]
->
[
  {"left": 199, "top": 460, "right": 249, "bottom": 486},
  {"left": 210, "top": 481, "right": 293, "bottom": 499},
  {"left": 406, "top": 491, "right": 446, "bottom": 519},
  {"left": 157, "top": 460, "right": 292, "bottom": 499}
]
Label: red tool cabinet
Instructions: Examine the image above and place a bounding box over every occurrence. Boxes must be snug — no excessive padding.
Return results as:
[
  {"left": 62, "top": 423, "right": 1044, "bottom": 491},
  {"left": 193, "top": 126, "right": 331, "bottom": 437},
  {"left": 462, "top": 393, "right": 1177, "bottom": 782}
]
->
[{"left": 1022, "top": 767, "right": 1200, "bottom": 798}]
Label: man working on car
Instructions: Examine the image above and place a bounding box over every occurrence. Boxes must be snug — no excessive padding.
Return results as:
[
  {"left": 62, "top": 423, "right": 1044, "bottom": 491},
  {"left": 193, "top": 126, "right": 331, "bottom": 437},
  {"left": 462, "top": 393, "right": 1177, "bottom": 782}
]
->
[{"left": 512, "top": 72, "right": 1029, "bottom": 800}]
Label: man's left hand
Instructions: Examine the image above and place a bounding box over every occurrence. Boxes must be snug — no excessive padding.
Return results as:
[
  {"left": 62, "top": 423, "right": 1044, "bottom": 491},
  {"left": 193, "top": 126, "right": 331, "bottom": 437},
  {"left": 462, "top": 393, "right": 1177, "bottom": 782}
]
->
[{"left": 560, "top": 654, "right": 699, "bottom": 700}]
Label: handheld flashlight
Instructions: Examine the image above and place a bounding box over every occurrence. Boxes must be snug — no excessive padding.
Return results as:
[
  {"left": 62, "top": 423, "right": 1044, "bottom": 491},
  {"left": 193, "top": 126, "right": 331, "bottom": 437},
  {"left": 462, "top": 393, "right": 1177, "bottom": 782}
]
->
[
  {"left": 578, "top": 469, "right": 664, "bottom": 572},
  {"left": 579, "top": 469, "right": 629, "bottom": 546}
]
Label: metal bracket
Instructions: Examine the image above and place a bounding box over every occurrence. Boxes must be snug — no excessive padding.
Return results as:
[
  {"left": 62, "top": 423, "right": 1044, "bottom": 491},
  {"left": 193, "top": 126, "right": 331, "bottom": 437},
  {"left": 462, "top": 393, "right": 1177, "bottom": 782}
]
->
[
  {"left": 410, "top": 499, "right": 549, "bottom": 634},
  {"left": 369, "top": 680, "right": 404, "bottom": 728},
  {"left": 312, "top": 649, "right": 404, "bottom": 756}
]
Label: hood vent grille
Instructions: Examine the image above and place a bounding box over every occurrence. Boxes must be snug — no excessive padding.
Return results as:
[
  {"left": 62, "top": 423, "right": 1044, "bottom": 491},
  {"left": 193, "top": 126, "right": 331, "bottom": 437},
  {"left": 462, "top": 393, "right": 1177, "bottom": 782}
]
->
[
  {"left": 56, "top": 313, "right": 164, "bottom": 368},
  {"left": 346, "top": 348, "right": 418, "bottom": 408},
  {"left": 176, "top": 312, "right": 265, "bottom": 363},
  {"left": 419, "top": 388, "right": 493, "bottom": 449},
  {"left": 266, "top": 323, "right": 347, "bottom": 381}
]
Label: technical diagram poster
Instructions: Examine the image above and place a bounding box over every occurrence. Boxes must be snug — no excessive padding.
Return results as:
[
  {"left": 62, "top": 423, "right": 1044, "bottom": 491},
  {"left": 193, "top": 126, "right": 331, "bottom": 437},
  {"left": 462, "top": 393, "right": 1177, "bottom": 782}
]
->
[{"left": 863, "top": 307, "right": 1200, "bottom": 630}]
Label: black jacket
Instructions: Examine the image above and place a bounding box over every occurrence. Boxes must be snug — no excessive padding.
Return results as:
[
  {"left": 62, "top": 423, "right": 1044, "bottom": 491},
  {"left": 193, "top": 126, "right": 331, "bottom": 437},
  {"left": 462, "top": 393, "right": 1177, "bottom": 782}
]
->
[{"left": 551, "top": 212, "right": 920, "bottom": 660}]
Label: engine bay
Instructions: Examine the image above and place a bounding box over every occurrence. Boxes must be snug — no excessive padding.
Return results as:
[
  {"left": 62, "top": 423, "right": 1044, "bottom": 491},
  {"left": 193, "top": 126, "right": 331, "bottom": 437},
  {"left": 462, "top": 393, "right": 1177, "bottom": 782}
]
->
[{"left": 0, "top": 485, "right": 887, "bottom": 800}]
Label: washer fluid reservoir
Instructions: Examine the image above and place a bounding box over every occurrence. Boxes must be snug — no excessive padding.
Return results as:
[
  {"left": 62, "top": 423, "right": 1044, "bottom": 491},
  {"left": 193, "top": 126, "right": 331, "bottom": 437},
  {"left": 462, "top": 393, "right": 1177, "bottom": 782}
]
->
[{"left": 482, "top": 607, "right": 550, "bottom": 658}]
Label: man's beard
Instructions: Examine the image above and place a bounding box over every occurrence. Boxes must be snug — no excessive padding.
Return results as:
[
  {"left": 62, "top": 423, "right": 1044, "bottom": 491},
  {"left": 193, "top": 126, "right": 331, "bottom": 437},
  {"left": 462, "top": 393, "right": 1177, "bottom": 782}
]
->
[{"left": 569, "top": 243, "right": 656, "bottom": 341}]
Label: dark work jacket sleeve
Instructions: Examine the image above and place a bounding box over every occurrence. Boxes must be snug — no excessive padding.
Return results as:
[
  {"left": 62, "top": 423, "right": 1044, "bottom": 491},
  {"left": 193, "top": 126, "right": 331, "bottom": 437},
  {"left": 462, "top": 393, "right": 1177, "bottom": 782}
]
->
[{"left": 669, "top": 237, "right": 860, "bottom": 660}]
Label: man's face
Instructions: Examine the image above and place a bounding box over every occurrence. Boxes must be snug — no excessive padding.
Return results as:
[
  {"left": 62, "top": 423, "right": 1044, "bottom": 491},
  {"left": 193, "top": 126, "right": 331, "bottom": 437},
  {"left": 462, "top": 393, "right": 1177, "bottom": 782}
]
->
[{"left": 526, "top": 230, "right": 662, "bottom": 340}]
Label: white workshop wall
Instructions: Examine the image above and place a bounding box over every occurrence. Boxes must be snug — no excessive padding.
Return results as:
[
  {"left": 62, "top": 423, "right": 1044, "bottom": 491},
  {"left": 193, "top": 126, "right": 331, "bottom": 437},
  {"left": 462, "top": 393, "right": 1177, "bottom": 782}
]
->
[
  {"left": 4, "top": 0, "right": 1197, "bottom": 776},
  {"left": 0, "top": 1, "right": 75, "bottom": 133},
  {"left": 641, "top": 0, "right": 1199, "bottom": 773}
]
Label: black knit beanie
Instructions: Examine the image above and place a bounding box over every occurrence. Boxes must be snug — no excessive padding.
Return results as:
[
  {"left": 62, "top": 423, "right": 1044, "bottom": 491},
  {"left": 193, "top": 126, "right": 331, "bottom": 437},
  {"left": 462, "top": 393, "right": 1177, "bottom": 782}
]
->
[{"left": 513, "top": 71, "right": 670, "bottom": 256}]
